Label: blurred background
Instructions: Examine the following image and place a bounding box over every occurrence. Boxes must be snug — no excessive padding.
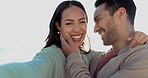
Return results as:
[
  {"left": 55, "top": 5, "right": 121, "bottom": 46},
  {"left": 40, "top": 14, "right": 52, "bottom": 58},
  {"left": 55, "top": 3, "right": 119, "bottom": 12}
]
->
[{"left": 0, "top": 0, "right": 148, "bottom": 64}]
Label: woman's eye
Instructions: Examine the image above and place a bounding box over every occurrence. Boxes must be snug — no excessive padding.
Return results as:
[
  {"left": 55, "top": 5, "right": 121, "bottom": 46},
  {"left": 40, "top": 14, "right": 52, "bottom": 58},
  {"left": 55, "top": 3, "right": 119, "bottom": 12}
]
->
[
  {"left": 80, "top": 21, "right": 86, "bottom": 23},
  {"left": 65, "top": 23, "right": 72, "bottom": 25},
  {"left": 80, "top": 20, "right": 87, "bottom": 24}
]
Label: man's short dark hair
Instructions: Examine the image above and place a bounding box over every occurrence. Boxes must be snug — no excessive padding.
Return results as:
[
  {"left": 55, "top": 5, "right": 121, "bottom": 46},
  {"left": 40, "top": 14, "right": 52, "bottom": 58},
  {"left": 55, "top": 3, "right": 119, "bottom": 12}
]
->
[{"left": 95, "top": 0, "right": 136, "bottom": 25}]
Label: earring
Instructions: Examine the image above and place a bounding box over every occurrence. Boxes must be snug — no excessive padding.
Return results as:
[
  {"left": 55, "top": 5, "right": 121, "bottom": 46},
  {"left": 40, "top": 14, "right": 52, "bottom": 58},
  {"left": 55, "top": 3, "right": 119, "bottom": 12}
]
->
[{"left": 57, "top": 31, "right": 60, "bottom": 34}]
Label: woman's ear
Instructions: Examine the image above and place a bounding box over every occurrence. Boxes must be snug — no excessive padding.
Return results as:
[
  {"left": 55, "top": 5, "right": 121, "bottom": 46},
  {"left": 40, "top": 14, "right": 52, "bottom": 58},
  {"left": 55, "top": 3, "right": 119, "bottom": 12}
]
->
[{"left": 55, "top": 22, "right": 62, "bottom": 31}]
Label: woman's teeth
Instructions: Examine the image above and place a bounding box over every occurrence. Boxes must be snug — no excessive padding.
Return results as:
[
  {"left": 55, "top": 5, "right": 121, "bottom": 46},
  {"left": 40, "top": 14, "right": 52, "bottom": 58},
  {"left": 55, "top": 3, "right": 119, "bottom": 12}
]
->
[{"left": 72, "top": 35, "right": 82, "bottom": 39}]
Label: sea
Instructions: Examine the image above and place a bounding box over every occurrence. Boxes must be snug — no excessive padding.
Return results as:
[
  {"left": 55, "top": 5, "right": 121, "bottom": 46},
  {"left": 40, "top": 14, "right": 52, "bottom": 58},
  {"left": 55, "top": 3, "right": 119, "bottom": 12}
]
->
[{"left": 0, "top": 47, "right": 40, "bottom": 64}]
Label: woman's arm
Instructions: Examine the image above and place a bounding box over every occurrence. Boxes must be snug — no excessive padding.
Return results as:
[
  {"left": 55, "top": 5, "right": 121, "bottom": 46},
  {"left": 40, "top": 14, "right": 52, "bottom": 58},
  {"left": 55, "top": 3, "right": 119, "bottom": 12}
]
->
[{"left": 0, "top": 48, "right": 53, "bottom": 78}]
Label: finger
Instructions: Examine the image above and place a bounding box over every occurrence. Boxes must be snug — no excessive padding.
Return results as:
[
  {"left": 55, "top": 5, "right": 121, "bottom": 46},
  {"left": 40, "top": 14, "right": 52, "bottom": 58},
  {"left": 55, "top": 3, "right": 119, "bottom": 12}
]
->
[
  {"left": 60, "top": 33, "right": 70, "bottom": 56},
  {"left": 139, "top": 38, "right": 148, "bottom": 45},
  {"left": 127, "top": 36, "right": 133, "bottom": 41},
  {"left": 138, "top": 36, "right": 148, "bottom": 45},
  {"left": 127, "top": 34, "right": 134, "bottom": 48},
  {"left": 146, "top": 41, "right": 148, "bottom": 44},
  {"left": 130, "top": 31, "right": 141, "bottom": 47},
  {"left": 135, "top": 33, "right": 146, "bottom": 45},
  {"left": 60, "top": 33, "right": 69, "bottom": 47},
  {"left": 146, "top": 35, "right": 148, "bottom": 44},
  {"left": 64, "top": 33, "right": 74, "bottom": 45},
  {"left": 130, "top": 37, "right": 137, "bottom": 48},
  {"left": 130, "top": 42, "right": 136, "bottom": 48}
]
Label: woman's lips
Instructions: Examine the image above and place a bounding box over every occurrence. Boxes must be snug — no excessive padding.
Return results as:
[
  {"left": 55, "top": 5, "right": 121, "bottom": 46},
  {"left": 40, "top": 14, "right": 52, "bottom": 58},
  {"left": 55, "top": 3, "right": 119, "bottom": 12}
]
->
[{"left": 71, "top": 35, "right": 82, "bottom": 42}]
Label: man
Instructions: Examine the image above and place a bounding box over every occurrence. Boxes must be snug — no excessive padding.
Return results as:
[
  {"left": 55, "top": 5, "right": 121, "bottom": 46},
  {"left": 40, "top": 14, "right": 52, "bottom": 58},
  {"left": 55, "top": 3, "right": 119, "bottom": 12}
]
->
[{"left": 61, "top": 0, "right": 148, "bottom": 78}]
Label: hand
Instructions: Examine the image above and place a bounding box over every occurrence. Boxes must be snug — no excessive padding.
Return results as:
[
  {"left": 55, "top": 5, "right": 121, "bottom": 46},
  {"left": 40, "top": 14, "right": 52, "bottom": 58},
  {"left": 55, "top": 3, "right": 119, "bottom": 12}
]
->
[
  {"left": 60, "top": 33, "right": 80, "bottom": 57},
  {"left": 127, "top": 31, "right": 148, "bottom": 48}
]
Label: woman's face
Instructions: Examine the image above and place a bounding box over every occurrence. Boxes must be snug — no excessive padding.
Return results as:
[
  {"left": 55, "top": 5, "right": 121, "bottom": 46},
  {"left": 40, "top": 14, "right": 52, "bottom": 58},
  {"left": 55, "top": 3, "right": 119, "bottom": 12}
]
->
[{"left": 57, "top": 6, "right": 87, "bottom": 47}]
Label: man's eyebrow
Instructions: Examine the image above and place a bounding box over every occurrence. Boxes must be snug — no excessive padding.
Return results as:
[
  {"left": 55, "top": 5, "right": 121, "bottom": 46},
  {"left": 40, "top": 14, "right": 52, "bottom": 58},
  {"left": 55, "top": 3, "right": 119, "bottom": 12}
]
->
[{"left": 94, "top": 15, "right": 101, "bottom": 21}]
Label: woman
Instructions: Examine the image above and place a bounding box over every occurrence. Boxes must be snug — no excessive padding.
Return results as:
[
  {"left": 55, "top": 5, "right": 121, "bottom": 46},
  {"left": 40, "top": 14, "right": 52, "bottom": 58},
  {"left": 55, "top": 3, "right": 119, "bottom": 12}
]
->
[
  {"left": 0, "top": 1, "right": 96, "bottom": 78},
  {"left": 0, "top": 0, "right": 147, "bottom": 78}
]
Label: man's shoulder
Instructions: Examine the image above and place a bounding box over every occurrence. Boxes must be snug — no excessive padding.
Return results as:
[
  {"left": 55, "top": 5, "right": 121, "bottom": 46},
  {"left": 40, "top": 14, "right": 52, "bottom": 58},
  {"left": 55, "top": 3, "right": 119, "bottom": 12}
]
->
[
  {"left": 130, "top": 45, "right": 148, "bottom": 52},
  {"left": 119, "top": 45, "right": 148, "bottom": 57},
  {"left": 125, "top": 45, "right": 148, "bottom": 57}
]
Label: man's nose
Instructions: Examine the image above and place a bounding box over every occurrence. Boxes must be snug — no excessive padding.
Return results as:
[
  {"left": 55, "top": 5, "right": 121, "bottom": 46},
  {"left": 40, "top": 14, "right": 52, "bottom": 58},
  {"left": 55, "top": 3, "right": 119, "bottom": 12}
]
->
[{"left": 94, "top": 24, "right": 99, "bottom": 33}]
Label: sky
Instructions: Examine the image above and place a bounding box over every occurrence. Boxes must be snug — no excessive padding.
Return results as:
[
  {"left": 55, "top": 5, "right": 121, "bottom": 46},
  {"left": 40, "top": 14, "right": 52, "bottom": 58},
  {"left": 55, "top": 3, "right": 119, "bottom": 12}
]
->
[{"left": 0, "top": 0, "right": 148, "bottom": 63}]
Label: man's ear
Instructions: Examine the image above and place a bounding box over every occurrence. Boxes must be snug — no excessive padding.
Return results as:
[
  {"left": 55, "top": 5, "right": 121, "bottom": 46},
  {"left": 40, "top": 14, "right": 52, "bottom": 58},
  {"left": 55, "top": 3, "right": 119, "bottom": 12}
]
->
[
  {"left": 117, "top": 7, "right": 127, "bottom": 19},
  {"left": 55, "top": 22, "right": 61, "bottom": 31}
]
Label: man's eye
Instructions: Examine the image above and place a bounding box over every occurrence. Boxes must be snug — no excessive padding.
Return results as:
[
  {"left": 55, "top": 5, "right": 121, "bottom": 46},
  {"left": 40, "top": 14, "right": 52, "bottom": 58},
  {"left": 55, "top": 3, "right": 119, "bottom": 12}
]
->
[{"left": 96, "top": 18, "right": 101, "bottom": 23}]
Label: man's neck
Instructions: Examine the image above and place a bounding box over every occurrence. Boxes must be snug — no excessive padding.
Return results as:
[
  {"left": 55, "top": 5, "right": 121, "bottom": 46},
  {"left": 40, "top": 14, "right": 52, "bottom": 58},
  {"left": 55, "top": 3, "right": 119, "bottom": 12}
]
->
[
  {"left": 112, "top": 40, "right": 130, "bottom": 51},
  {"left": 113, "top": 25, "right": 135, "bottom": 51}
]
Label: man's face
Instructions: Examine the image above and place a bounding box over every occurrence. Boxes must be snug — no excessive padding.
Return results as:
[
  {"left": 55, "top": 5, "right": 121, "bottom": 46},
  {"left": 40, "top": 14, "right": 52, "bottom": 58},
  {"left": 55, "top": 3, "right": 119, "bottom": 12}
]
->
[{"left": 94, "top": 3, "right": 118, "bottom": 46}]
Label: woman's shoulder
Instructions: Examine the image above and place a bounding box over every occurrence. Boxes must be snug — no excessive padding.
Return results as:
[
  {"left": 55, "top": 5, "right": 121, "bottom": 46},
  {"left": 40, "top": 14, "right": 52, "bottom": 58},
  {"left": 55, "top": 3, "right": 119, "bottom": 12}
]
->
[
  {"left": 41, "top": 44, "right": 58, "bottom": 51},
  {"left": 36, "top": 44, "right": 61, "bottom": 57},
  {"left": 41, "top": 44, "right": 61, "bottom": 53}
]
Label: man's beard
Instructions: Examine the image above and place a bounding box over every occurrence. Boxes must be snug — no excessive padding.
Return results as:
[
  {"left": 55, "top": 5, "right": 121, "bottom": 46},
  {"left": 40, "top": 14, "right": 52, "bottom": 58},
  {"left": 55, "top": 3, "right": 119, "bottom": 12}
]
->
[{"left": 102, "top": 25, "right": 117, "bottom": 46}]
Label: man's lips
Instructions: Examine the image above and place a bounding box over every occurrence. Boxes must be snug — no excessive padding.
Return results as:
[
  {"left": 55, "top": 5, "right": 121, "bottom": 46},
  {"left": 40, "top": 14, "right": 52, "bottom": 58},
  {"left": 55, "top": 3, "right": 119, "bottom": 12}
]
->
[{"left": 98, "top": 29, "right": 105, "bottom": 37}]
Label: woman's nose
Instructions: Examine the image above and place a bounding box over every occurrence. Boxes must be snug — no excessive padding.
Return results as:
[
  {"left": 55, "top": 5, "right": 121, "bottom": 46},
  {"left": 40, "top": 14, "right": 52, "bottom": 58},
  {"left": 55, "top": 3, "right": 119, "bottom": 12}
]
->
[{"left": 73, "top": 24, "right": 81, "bottom": 32}]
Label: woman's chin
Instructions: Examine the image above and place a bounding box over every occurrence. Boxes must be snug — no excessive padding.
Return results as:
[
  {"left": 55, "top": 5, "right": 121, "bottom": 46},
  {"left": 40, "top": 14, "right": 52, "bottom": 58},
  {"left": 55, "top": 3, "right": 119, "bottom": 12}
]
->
[{"left": 74, "top": 42, "right": 83, "bottom": 47}]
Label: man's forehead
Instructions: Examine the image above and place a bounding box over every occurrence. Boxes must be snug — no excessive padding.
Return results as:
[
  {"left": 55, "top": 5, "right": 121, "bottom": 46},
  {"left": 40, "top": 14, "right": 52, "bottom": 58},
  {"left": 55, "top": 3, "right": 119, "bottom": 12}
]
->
[
  {"left": 94, "top": 3, "right": 106, "bottom": 17},
  {"left": 94, "top": 6, "right": 101, "bottom": 18}
]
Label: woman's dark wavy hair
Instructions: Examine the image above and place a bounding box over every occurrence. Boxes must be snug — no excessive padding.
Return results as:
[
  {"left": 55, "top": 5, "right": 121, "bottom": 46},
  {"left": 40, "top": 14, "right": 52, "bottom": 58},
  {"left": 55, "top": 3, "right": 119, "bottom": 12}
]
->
[
  {"left": 95, "top": 0, "right": 136, "bottom": 25},
  {"left": 44, "top": 0, "right": 90, "bottom": 53}
]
